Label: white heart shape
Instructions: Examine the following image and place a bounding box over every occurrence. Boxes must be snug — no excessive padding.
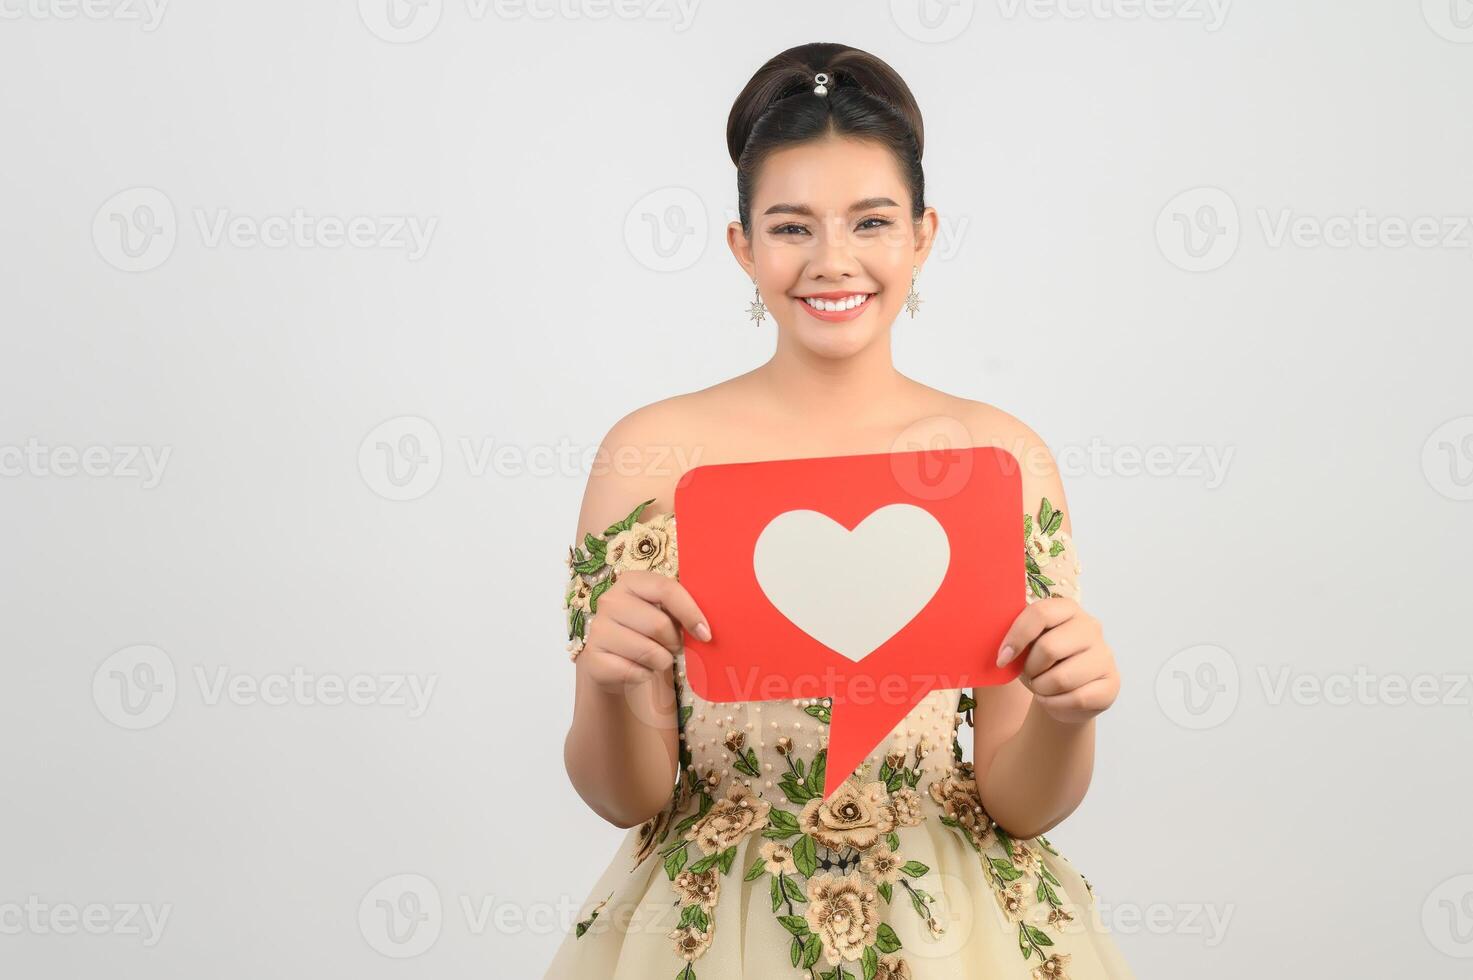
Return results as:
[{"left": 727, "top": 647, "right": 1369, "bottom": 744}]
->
[{"left": 752, "top": 504, "right": 950, "bottom": 663}]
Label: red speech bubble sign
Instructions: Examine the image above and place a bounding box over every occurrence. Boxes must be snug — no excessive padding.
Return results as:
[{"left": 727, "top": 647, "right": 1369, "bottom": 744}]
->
[{"left": 674, "top": 446, "right": 1025, "bottom": 801}]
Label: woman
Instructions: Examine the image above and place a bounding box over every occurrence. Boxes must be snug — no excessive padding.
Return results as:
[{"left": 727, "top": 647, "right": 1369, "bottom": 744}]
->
[{"left": 546, "top": 42, "right": 1133, "bottom": 980}]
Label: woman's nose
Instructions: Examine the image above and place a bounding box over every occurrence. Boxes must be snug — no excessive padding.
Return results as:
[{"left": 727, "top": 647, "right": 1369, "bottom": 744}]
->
[{"left": 806, "top": 219, "right": 862, "bottom": 278}]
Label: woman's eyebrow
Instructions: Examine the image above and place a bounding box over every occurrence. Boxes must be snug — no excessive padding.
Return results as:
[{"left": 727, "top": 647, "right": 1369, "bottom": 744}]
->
[{"left": 761, "top": 196, "right": 901, "bottom": 217}]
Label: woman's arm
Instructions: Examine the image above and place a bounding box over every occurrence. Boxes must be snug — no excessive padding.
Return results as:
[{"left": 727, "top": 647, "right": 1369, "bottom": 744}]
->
[
  {"left": 561, "top": 409, "right": 686, "bottom": 828},
  {"left": 565, "top": 656, "right": 679, "bottom": 829},
  {"left": 968, "top": 419, "right": 1116, "bottom": 839}
]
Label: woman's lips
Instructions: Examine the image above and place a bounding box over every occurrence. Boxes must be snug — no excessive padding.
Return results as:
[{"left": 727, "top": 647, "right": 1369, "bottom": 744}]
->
[{"left": 796, "top": 292, "right": 875, "bottom": 322}]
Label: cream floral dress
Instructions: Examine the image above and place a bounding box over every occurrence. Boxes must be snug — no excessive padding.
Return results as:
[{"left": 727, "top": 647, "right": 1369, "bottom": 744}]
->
[{"left": 545, "top": 499, "right": 1135, "bottom": 980}]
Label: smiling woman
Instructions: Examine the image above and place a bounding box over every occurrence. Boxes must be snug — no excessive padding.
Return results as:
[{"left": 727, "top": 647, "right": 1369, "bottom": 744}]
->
[
  {"left": 546, "top": 41, "right": 1135, "bottom": 980},
  {"left": 723, "top": 47, "right": 936, "bottom": 360}
]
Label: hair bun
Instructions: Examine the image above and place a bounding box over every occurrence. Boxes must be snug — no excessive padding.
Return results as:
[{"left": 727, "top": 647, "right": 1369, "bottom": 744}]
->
[{"left": 726, "top": 43, "right": 924, "bottom": 166}]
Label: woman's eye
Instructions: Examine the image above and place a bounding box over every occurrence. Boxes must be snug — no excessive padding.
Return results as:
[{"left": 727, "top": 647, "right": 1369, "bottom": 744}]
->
[
  {"left": 772, "top": 223, "right": 808, "bottom": 235},
  {"left": 857, "top": 217, "right": 893, "bottom": 231}
]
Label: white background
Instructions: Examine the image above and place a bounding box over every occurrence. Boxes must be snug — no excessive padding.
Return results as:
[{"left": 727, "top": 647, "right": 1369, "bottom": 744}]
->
[{"left": 3, "top": 1, "right": 1472, "bottom": 977}]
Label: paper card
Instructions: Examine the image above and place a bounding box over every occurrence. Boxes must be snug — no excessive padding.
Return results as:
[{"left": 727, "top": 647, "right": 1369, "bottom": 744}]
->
[{"left": 673, "top": 445, "right": 1025, "bottom": 801}]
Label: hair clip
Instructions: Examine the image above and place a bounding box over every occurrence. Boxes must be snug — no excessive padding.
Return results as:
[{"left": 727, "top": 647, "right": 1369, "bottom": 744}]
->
[{"left": 813, "top": 72, "right": 829, "bottom": 96}]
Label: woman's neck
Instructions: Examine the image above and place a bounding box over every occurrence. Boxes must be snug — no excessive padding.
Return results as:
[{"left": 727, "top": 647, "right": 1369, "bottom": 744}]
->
[{"left": 748, "top": 330, "right": 918, "bottom": 427}]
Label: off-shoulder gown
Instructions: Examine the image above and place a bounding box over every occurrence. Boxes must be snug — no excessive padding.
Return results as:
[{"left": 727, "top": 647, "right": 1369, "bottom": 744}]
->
[{"left": 546, "top": 498, "right": 1135, "bottom": 980}]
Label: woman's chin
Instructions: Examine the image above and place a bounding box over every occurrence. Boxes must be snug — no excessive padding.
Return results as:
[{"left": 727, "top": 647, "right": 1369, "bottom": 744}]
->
[{"left": 792, "top": 323, "right": 877, "bottom": 358}]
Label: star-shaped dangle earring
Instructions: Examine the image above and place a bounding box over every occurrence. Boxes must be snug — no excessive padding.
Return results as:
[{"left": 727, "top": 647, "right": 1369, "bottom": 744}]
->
[
  {"left": 905, "top": 265, "right": 924, "bottom": 318},
  {"left": 746, "top": 277, "right": 768, "bottom": 325}
]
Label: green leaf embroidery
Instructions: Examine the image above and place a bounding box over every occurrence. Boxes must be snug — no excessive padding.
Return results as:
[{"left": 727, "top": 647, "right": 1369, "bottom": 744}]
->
[
  {"left": 802, "top": 933, "right": 822, "bottom": 968},
  {"left": 776, "top": 914, "right": 810, "bottom": 937},
  {"left": 792, "top": 835, "right": 818, "bottom": 877},
  {"left": 587, "top": 576, "right": 612, "bottom": 613},
  {"left": 663, "top": 843, "right": 688, "bottom": 880},
  {"left": 804, "top": 750, "right": 827, "bottom": 796}
]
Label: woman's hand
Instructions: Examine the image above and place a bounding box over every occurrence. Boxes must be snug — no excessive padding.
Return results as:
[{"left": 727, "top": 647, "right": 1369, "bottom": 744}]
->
[
  {"left": 580, "top": 569, "right": 712, "bottom": 695},
  {"left": 996, "top": 596, "right": 1119, "bottom": 725}
]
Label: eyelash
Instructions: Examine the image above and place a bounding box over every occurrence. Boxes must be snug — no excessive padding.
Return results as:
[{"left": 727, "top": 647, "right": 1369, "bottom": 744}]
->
[{"left": 771, "top": 217, "right": 893, "bottom": 236}]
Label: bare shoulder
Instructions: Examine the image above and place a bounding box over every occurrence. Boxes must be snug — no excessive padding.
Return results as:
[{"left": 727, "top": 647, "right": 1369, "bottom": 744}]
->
[
  {"left": 573, "top": 391, "right": 714, "bottom": 541},
  {"left": 942, "top": 395, "right": 1074, "bottom": 534}
]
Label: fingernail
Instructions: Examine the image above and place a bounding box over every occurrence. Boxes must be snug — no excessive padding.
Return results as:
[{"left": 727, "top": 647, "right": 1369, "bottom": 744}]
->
[
  {"left": 996, "top": 645, "right": 1015, "bottom": 667},
  {"left": 696, "top": 622, "right": 712, "bottom": 642}
]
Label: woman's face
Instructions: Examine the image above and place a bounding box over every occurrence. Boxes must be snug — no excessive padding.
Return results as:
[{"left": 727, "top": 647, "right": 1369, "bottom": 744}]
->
[{"left": 729, "top": 135, "right": 937, "bottom": 359}]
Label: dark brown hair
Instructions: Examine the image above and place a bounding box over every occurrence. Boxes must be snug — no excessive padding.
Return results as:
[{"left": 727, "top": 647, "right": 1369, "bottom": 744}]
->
[{"left": 726, "top": 42, "right": 926, "bottom": 237}]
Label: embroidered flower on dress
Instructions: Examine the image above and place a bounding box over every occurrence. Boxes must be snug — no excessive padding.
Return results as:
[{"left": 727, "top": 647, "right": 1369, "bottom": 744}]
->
[
  {"left": 875, "top": 954, "right": 914, "bottom": 979},
  {"left": 685, "top": 783, "right": 771, "bottom": 855},
  {"left": 928, "top": 761, "right": 994, "bottom": 849},
  {"left": 890, "top": 787, "right": 925, "bottom": 827},
  {"left": 1032, "top": 952, "right": 1073, "bottom": 980},
  {"left": 759, "top": 840, "right": 796, "bottom": 875},
  {"left": 1011, "top": 839, "right": 1043, "bottom": 876},
  {"left": 1047, "top": 903, "right": 1077, "bottom": 928},
  {"left": 631, "top": 805, "right": 671, "bottom": 869},
  {"left": 804, "top": 871, "right": 881, "bottom": 966},
  {"left": 859, "top": 843, "right": 904, "bottom": 886},
  {"left": 995, "top": 880, "right": 1028, "bottom": 922},
  {"left": 667, "top": 923, "right": 714, "bottom": 961},
  {"left": 672, "top": 866, "right": 721, "bottom": 910},
  {"left": 1025, "top": 497, "right": 1073, "bottom": 600},
  {"left": 798, "top": 778, "right": 896, "bottom": 851},
  {"left": 606, "top": 512, "right": 677, "bottom": 574}
]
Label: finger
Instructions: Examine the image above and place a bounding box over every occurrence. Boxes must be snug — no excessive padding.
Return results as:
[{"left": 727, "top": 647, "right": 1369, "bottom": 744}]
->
[
  {"left": 1027, "top": 646, "right": 1109, "bottom": 698},
  {"left": 997, "top": 596, "right": 1076, "bottom": 667},
  {"left": 593, "top": 618, "right": 674, "bottom": 673},
  {"left": 598, "top": 589, "right": 683, "bottom": 654},
  {"left": 1035, "top": 675, "right": 1118, "bottom": 715},
  {"left": 583, "top": 644, "right": 655, "bottom": 691},
  {"left": 1018, "top": 617, "right": 1095, "bottom": 682},
  {"left": 620, "top": 570, "right": 712, "bottom": 643}
]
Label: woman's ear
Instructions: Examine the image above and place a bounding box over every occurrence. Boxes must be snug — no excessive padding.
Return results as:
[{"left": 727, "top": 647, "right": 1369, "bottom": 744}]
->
[
  {"left": 914, "top": 206, "right": 940, "bottom": 266},
  {"left": 726, "top": 221, "right": 755, "bottom": 280}
]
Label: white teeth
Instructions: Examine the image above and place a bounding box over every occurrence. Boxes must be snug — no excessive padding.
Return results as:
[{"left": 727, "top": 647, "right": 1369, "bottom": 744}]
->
[{"left": 803, "top": 294, "right": 871, "bottom": 312}]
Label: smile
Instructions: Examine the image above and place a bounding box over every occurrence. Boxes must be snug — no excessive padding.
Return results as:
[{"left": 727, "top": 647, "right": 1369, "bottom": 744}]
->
[{"left": 797, "top": 292, "right": 875, "bottom": 321}]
